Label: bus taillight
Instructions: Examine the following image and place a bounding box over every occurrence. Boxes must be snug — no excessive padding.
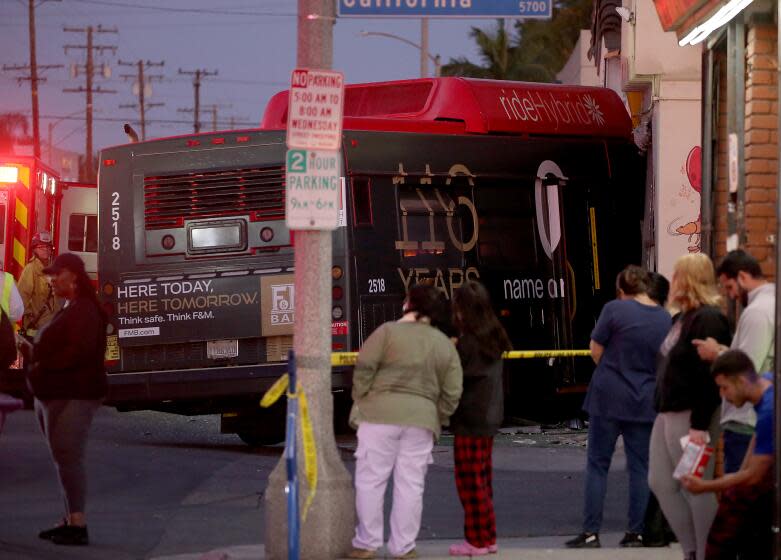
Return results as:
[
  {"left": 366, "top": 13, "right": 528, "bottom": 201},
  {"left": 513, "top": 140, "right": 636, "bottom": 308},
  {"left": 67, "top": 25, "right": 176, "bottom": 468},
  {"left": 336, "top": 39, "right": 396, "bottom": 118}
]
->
[
  {"left": 332, "top": 286, "right": 343, "bottom": 301},
  {"left": 332, "top": 306, "right": 343, "bottom": 320},
  {"left": 331, "top": 266, "right": 343, "bottom": 280}
]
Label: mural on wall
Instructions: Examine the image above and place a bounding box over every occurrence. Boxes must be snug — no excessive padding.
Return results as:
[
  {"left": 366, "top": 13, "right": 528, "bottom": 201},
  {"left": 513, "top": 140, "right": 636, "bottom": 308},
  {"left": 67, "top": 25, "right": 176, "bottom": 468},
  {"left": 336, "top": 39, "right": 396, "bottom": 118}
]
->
[{"left": 667, "top": 146, "right": 702, "bottom": 253}]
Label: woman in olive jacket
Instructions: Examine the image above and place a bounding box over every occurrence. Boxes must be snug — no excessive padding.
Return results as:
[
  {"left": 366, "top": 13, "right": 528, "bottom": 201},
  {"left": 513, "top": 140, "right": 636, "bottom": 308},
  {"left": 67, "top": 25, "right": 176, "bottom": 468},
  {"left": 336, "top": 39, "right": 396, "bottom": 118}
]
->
[
  {"left": 448, "top": 281, "right": 512, "bottom": 557},
  {"left": 27, "top": 253, "right": 107, "bottom": 547},
  {"left": 348, "top": 284, "right": 463, "bottom": 560},
  {"left": 648, "top": 253, "right": 731, "bottom": 560}
]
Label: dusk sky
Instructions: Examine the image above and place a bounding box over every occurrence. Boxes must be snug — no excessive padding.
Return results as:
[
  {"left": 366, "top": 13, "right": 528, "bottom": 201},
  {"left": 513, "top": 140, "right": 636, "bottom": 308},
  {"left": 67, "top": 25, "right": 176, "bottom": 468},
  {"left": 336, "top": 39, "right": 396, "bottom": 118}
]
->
[{"left": 1, "top": 1, "right": 503, "bottom": 157}]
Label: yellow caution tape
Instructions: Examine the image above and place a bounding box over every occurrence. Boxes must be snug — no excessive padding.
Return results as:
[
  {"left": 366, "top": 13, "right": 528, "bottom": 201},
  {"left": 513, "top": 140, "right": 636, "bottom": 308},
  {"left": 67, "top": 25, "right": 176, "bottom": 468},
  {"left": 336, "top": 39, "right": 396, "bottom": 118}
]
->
[
  {"left": 331, "top": 349, "right": 590, "bottom": 367},
  {"left": 259, "top": 374, "right": 317, "bottom": 521},
  {"left": 297, "top": 388, "right": 317, "bottom": 519},
  {"left": 260, "top": 374, "right": 289, "bottom": 408},
  {"left": 503, "top": 349, "right": 591, "bottom": 359}
]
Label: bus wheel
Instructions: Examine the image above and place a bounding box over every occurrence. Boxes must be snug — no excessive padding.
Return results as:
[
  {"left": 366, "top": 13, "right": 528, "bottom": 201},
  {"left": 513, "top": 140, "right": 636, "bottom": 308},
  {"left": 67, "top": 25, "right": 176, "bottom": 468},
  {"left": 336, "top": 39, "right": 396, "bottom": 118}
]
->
[
  {"left": 236, "top": 426, "right": 285, "bottom": 447},
  {"left": 223, "top": 403, "right": 286, "bottom": 447}
]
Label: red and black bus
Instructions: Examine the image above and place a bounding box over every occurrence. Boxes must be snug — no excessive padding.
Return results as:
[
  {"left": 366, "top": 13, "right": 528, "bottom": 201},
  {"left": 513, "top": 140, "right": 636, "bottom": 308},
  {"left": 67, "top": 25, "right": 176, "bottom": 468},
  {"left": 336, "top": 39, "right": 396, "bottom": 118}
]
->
[{"left": 98, "top": 77, "right": 644, "bottom": 444}]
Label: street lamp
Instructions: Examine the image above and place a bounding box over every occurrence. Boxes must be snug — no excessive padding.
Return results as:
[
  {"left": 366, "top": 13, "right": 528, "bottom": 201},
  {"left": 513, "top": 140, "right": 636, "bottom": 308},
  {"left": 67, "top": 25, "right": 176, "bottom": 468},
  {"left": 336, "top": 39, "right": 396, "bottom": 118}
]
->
[{"left": 358, "top": 30, "right": 442, "bottom": 78}]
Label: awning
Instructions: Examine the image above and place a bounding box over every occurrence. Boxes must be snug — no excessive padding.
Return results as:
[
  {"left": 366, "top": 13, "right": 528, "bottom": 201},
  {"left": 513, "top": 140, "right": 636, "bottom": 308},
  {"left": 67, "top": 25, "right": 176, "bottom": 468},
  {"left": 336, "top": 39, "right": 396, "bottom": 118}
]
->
[{"left": 653, "top": 0, "right": 727, "bottom": 36}]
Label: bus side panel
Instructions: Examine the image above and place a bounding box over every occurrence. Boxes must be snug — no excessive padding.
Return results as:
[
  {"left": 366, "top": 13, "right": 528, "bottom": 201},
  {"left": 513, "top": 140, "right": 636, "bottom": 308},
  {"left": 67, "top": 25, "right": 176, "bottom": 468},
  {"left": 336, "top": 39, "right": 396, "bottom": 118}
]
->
[{"left": 344, "top": 132, "right": 644, "bottom": 418}]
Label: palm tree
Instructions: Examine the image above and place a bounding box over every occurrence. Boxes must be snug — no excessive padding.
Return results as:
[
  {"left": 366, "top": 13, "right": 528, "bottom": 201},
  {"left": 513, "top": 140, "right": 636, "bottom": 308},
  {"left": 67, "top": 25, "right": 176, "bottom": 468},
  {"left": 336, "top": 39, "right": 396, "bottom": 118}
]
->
[
  {"left": 0, "top": 113, "right": 29, "bottom": 154},
  {"left": 442, "top": 20, "right": 550, "bottom": 81},
  {"left": 442, "top": 0, "right": 593, "bottom": 83}
]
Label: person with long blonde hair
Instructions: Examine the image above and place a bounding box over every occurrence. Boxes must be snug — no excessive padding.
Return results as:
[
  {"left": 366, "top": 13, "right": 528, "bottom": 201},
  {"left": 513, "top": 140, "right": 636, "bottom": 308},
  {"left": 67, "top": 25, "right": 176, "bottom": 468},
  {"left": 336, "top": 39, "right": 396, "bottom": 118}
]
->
[{"left": 648, "top": 254, "right": 731, "bottom": 560}]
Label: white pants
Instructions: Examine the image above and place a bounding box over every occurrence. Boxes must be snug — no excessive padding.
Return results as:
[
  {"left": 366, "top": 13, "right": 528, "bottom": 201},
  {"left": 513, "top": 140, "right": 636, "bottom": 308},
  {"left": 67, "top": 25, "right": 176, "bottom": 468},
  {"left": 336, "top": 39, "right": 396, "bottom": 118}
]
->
[{"left": 352, "top": 422, "right": 434, "bottom": 557}]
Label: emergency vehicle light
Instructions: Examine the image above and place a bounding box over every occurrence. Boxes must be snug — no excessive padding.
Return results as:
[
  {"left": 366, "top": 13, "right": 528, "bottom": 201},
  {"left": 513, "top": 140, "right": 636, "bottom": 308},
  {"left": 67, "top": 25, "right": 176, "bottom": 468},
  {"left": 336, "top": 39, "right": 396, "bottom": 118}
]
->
[{"left": 0, "top": 166, "right": 19, "bottom": 184}]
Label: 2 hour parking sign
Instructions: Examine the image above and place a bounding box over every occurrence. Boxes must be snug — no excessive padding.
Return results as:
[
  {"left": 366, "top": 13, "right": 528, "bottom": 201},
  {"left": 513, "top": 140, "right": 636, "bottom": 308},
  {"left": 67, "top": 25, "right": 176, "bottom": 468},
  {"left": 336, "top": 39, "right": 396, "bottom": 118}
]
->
[
  {"left": 286, "top": 68, "right": 345, "bottom": 230},
  {"left": 285, "top": 149, "right": 341, "bottom": 230}
]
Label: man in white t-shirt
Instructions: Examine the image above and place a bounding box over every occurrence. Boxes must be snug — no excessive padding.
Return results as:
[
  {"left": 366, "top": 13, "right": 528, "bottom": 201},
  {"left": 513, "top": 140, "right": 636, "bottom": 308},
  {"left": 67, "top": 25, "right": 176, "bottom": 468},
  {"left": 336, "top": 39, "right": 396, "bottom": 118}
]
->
[{"left": 693, "top": 249, "right": 774, "bottom": 473}]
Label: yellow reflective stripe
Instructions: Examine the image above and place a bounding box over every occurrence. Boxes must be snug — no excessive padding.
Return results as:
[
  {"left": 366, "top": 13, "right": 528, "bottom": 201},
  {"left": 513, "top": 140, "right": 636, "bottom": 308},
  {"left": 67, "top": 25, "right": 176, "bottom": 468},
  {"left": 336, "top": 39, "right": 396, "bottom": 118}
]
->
[
  {"left": 13, "top": 239, "right": 26, "bottom": 268},
  {"left": 18, "top": 166, "right": 30, "bottom": 189},
  {"left": 1, "top": 272, "right": 12, "bottom": 315},
  {"left": 15, "top": 199, "right": 28, "bottom": 229}
]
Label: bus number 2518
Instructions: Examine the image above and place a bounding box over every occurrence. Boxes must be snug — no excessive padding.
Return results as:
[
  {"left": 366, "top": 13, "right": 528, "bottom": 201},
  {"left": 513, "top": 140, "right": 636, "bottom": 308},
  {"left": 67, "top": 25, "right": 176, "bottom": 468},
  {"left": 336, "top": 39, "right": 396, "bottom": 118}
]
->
[
  {"left": 368, "top": 278, "right": 386, "bottom": 293},
  {"left": 111, "top": 192, "right": 120, "bottom": 250}
]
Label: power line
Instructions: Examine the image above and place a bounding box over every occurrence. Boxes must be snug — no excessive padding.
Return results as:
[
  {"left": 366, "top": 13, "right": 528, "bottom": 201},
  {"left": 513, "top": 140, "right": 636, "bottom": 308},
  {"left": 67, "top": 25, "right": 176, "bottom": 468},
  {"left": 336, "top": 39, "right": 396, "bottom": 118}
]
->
[
  {"left": 35, "top": 114, "right": 257, "bottom": 126},
  {"left": 66, "top": 0, "right": 296, "bottom": 17}
]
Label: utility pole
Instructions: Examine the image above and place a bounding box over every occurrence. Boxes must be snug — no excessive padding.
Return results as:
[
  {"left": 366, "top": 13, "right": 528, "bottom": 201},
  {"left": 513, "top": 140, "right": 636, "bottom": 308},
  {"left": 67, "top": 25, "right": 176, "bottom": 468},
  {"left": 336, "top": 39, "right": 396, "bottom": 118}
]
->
[
  {"left": 118, "top": 59, "right": 164, "bottom": 141},
  {"left": 2, "top": 0, "right": 63, "bottom": 159},
  {"left": 265, "top": 1, "right": 355, "bottom": 559},
  {"left": 63, "top": 25, "right": 117, "bottom": 181},
  {"left": 178, "top": 68, "right": 217, "bottom": 133},
  {"left": 200, "top": 103, "right": 232, "bottom": 132}
]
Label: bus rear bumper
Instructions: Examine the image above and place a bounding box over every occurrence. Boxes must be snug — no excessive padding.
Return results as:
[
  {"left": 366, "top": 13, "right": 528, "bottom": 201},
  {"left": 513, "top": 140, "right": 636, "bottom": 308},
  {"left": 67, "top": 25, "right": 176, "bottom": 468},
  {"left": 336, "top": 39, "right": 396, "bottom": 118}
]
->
[{"left": 105, "top": 362, "right": 353, "bottom": 408}]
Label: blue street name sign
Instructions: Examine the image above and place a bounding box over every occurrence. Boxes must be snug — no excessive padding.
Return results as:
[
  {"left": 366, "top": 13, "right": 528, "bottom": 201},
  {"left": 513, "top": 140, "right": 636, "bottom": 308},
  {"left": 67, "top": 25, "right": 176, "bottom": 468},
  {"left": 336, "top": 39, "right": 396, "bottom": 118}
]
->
[{"left": 338, "top": 0, "right": 552, "bottom": 19}]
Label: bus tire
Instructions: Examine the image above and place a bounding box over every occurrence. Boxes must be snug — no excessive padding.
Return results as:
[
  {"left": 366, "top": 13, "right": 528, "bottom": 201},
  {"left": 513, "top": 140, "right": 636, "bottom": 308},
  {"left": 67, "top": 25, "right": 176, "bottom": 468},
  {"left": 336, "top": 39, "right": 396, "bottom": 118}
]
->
[{"left": 236, "top": 426, "right": 285, "bottom": 447}]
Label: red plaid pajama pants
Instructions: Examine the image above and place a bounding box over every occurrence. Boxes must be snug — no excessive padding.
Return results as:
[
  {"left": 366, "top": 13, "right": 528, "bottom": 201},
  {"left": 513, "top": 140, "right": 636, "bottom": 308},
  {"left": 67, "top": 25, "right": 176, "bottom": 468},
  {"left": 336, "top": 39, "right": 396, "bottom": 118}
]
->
[{"left": 454, "top": 434, "right": 496, "bottom": 548}]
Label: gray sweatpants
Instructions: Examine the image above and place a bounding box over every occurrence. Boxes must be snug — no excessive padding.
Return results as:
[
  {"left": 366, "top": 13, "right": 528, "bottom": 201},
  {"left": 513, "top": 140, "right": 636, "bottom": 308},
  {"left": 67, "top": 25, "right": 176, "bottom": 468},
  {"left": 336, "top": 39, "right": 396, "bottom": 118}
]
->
[
  {"left": 648, "top": 410, "right": 720, "bottom": 560},
  {"left": 35, "top": 399, "right": 101, "bottom": 514}
]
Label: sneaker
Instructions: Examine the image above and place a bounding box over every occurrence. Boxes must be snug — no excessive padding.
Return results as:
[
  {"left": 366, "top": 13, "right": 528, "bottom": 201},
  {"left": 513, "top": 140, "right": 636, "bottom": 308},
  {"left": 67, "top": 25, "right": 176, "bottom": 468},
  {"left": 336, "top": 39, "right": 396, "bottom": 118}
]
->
[
  {"left": 565, "top": 532, "right": 600, "bottom": 548},
  {"left": 347, "top": 549, "right": 375, "bottom": 560},
  {"left": 38, "top": 520, "right": 68, "bottom": 540},
  {"left": 488, "top": 543, "right": 498, "bottom": 554},
  {"left": 393, "top": 550, "right": 417, "bottom": 559},
  {"left": 50, "top": 525, "right": 88, "bottom": 546},
  {"left": 619, "top": 532, "right": 644, "bottom": 547},
  {"left": 449, "top": 541, "right": 489, "bottom": 556}
]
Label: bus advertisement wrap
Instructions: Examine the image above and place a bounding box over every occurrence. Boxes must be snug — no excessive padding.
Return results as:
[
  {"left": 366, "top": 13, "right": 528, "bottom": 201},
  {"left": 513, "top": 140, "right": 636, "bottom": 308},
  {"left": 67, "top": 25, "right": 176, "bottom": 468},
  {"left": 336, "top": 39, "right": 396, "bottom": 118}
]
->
[{"left": 114, "top": 274, "right": 295, "bottom": 346}]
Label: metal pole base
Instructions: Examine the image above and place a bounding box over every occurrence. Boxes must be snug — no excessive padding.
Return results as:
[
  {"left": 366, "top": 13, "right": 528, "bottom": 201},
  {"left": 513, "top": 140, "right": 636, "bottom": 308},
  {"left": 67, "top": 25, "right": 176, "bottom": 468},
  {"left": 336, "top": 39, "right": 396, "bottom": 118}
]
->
[{"left": 264, "top": 441, "right": 355, "bottom": 559}]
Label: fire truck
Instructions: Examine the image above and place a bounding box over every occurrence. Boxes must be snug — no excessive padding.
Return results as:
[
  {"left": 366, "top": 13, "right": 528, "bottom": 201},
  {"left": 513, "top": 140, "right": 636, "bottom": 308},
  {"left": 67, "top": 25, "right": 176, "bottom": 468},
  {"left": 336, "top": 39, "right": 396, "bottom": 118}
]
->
[{"left": 0, "top": 155, "right": 97, "bottom": 393}]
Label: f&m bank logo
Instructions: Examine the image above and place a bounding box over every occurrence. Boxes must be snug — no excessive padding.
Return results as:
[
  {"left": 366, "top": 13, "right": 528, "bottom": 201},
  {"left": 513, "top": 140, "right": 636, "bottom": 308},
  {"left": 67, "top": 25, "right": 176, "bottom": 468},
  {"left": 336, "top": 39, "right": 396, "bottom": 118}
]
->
[
  {"left": 271, "top": 283, "right": 294, "bottom": 325},
  {"left": 534, "top": 160, "right": 567, "bottom": 261},
  {"left": 260, "top": 274, "right": 296, "bottom": 336}
]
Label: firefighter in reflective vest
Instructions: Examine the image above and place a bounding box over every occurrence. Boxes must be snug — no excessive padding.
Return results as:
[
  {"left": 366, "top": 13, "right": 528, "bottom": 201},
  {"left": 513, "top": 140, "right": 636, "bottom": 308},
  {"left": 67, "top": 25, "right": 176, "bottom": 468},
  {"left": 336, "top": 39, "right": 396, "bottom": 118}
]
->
[
  {"left": 0, "top": 268, "right": 24, "bottom": 323},
  {"left": 18, "top": 232, "right": 61, "bottom": 336}
]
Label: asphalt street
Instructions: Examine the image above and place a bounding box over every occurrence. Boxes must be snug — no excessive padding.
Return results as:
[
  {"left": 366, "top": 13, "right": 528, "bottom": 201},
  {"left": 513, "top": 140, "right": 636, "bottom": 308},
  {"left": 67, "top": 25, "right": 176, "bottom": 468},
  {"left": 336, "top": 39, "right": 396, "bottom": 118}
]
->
[{"left": 0, "top": 407, "right": 631, "bottom": 559}]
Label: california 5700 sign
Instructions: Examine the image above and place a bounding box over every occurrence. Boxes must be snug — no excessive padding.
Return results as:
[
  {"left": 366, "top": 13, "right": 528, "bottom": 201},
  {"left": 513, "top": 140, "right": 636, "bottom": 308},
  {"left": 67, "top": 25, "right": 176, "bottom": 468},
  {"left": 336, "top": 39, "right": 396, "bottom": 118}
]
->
[
  {"left": 286, "top": 149, "right": 341, "bottom": 230},
  {"left": 287, "top": 69, "right": 345, "bottom": 150}
]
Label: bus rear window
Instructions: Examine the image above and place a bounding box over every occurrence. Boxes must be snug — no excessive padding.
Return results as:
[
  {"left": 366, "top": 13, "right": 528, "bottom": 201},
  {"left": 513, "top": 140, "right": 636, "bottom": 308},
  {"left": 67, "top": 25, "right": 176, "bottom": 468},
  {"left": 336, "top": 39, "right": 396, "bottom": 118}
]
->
[
  {"left": 352, "top": 177, "right": 373, "bottom": 226},
  {"left": 68, "top": 214, "right": 98, "bottom": 253}
]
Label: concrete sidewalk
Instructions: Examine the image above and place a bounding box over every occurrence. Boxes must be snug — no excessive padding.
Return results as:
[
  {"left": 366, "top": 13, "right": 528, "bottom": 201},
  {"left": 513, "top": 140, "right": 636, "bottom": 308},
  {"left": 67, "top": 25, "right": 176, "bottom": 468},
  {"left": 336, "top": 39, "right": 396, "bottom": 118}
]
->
[{"left": 153, "top": 533, "right": 682, "bottom": 560}]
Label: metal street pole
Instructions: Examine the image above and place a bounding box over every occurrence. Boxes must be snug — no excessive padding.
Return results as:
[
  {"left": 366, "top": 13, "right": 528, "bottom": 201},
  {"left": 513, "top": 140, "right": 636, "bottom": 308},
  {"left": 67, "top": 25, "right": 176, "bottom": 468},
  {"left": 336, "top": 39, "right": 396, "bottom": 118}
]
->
[
  {"left": 420, "top": 18, "right": 429, "bottom": 78},
  {"left": 774, "top": 2, "right": 781, "bottom": 555},
  {"left": 264, "top": 1, "right": 355, "bottom": 559},
  {"left": 358, "top": 30, "right": 440, "bottom": 78},
  {"left": 28, "top": 0, "right": 40, "bottom": 159}
]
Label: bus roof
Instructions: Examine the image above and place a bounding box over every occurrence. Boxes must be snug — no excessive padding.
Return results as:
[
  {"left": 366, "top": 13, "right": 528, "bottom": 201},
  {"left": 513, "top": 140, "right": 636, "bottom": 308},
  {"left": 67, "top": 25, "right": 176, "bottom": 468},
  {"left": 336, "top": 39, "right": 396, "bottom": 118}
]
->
[{"left": 261, "top": 77, "right": 632, "bottom": 139}]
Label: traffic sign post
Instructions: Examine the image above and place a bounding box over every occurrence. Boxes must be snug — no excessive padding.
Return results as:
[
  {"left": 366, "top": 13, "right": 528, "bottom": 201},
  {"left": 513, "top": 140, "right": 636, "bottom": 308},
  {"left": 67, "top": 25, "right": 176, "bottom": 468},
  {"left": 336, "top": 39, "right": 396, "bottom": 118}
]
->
[{"left": 338, "top": 0, "right": 552, "bottom": 19}]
